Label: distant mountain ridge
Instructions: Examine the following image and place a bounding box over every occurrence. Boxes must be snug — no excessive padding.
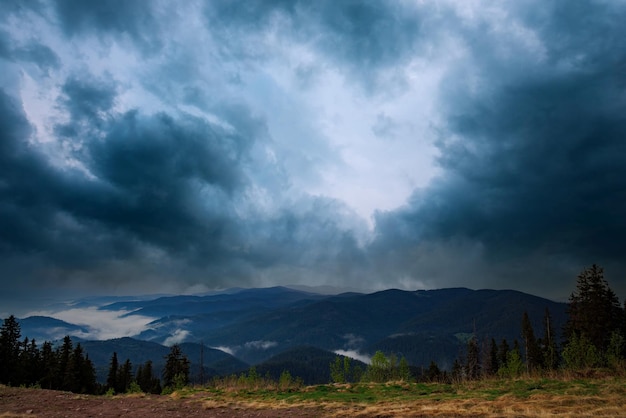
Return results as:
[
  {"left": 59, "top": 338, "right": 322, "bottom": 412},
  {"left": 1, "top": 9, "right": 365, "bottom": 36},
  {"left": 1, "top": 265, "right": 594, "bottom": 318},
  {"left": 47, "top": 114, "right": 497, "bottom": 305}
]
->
[
  {"left": 17, "top": 286, "right": 567, "bottom": 378},
  {"left": 17, "top": 316, "right": 90, "bottom": 342}
]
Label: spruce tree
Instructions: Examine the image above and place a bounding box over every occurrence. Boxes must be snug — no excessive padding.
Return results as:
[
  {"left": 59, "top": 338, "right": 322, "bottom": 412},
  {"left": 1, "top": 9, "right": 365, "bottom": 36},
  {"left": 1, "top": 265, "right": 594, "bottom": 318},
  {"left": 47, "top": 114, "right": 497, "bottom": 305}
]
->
[
  {"left": 117, "top": 359, "right": 133, "bottom": 394},
  {"left": 69, "top": 344, "right": 85, "bottom": 393},
  {"left": 137, "top": 360, "right": 161, "bottom": 394},
  {"left": 40, "top": 341, "right": 57, "bottom": 389},
  {"left": 0, "top": 315, "right": 22, "bottom": 385},
  {"left": 19, "top": 337, "right": 41, "bottom": 386},
  {"left": 57, "top": 336, "right": 73, "bottom": 391},
  {"left": 106, "top": 352, "right": 119, "bottom": 392},
  {"left": 497, "top": 339, "right": 510, "bottom": 373},
  {"left": 426, "top": 360, "right": 441, "bottom": 382},
  {"left": 163, "top": 344, "right": 190, "bottom": 389},
  {"left": 565, "top": 264, "right": 622, "bottom": 352},
  {"left": 521, "top": 311, "right": 542, "bottom": 373},
  {"left": 81, "top": 354, "right": 97, "bottom": 394}
]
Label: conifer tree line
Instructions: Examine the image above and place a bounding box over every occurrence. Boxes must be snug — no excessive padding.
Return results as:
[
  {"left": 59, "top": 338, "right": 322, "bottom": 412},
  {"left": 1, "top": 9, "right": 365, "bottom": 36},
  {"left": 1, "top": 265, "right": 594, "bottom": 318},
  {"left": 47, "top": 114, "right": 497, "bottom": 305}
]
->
[
  {"left": 0, "top": 315, "right": 190, "bottom": 395},
  {"left": 0, "top": 320, "right": 97, "bottom": 393},
  {"left": 428, "top": 264, "right": 626, "bottom": 382},
  {"left": 333, "top": 264, "right": 626, "bottom": 384},
  {"left": 2, "top": 264, "right": 625, "bottom": 392}
]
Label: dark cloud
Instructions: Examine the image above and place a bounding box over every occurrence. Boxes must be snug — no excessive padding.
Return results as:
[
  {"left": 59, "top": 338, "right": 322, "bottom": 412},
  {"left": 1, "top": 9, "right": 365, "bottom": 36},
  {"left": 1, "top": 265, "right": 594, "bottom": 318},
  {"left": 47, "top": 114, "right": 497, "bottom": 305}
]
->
[
  {"left": 371, "top": 0, "right": 626, "bottom": 296},
  {"left": 0, "top": 29, "right": 60, "bottom": 74},
  {"left": 52, "top": 0, "right": 162, "bottom": 51},
  {"left": 3, "top": 0, "right": 626, "bottom": 307},
  {"left": 0, "top": 90, "right": 39, "bottom": 253},
  {"left": 60, "top": 77, "right": 117, "bottom": 121},
  {"left": 304, "top": 1, "right": 423, "bottom": 70},
  {"left": 0, "top": 69, "right": 367, "bottom": 298},
  {"left": 14, "top": 43, "right": 60, "bottom": 72},
  {"left": 203, "top": 0, "right": 428, "bottom": 89}
]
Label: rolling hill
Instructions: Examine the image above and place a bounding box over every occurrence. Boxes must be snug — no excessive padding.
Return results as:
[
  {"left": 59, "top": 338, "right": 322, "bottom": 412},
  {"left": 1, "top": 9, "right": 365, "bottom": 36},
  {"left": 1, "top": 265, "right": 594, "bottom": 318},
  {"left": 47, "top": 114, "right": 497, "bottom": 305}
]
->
[{"left": 16, "top": 286, "right": 568, "bottom": 376}]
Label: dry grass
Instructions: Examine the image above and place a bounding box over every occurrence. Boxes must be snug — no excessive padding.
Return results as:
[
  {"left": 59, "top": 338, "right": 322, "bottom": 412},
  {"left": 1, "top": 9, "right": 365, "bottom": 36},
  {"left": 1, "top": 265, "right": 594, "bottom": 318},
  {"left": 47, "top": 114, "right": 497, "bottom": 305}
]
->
[{"left": 194, "top": 376, "right": 626, "bottom": 417}]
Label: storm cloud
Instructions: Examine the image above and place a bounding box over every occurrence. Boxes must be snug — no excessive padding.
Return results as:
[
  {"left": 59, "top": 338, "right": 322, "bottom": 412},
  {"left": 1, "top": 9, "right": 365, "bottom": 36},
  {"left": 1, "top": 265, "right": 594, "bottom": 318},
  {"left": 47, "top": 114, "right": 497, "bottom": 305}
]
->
[{"left": 1, "top": 0, "right": 625, "bottom": 312}]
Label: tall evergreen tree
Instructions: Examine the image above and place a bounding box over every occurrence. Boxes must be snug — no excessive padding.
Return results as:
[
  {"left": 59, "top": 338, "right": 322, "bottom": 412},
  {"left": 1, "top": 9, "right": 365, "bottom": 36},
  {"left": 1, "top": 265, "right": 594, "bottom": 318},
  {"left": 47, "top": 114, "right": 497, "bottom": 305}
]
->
[
  {"left": 521, "top": 311, "right": 542, "bottom": 373},
  {"left": 117, "top": 359, "right": 133, "bottom": 394},
  {"left": 497, "top": 339, "right": 510, "bottom": 373},
  {"left": 40, "top": 341, "right": 57, "bottom": 390},
  {"left": 18, "top": 337, "right": 41, "bottom": 386},
  {"left": 67, "top": 343, "right": 96, "bottom": 394},
  {"left": 451, "top": 358, "right": 463, "bottom": 381},
  {"left": 136, "top": 360, "right": 161, "bottom": 394},
  {"left": 163, "top": 344, "right": 190, "bottom": 389},
  {"left": 425, "top": 360, "right": 441, "bottom": 382},
  {"left": 57, "top": 336, "right": 73, "bottom": 391},
  {"left": 0, "top": 315, "right": 22, "bottom": 384},
  {"left": 80, "top": 354, "right": 97, "bottom": 394},
  {"left": 486, "top": 338, "right": 499, "bottom": 376},
  {"left": 565, "top": 264, "right": 622, "bottom": 352},
  {"left": 106, "top": 352, "right": 119, "bottom": 392}
]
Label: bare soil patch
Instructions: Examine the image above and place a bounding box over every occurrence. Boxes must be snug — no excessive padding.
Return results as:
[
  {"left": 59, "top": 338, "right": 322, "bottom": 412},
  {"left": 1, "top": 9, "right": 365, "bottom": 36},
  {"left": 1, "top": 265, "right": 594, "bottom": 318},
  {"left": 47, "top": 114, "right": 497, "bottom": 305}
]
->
[{"left": 0, "top": 386, "right": 321, "bottom": 417}]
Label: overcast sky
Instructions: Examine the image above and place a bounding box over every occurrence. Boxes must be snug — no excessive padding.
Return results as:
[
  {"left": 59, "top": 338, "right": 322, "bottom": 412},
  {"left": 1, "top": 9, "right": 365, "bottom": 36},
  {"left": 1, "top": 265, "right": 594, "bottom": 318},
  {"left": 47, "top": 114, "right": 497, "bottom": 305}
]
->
[{"left": 2, "top": 0, "right": 626, "bottom": 314}]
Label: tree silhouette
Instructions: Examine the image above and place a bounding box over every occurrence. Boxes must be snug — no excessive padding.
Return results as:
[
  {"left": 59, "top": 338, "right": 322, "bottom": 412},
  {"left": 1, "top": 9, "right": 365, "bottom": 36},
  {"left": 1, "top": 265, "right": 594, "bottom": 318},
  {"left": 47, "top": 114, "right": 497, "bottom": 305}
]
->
[
  {"left": 163, "top": 344, "right": 190, "bottom": 389},
  {"left": 106, "top": 352, "right": 119, "bottom": 392},
  {"left": 565, "top": 264, "right": 622, "bottom": 353},
  {"left": 521, "top": 311, "right": 542, "bottom": 372},
  {"left": 0, "top": 315, "right": 22, "bottom": 384}
]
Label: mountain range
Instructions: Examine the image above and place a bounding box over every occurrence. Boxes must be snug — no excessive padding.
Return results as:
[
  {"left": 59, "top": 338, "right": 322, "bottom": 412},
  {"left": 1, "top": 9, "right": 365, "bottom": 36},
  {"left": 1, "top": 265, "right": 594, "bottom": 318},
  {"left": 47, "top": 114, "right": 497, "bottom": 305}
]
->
[{"left": 17, "top": 287, "right": 567, "bottom": 383}]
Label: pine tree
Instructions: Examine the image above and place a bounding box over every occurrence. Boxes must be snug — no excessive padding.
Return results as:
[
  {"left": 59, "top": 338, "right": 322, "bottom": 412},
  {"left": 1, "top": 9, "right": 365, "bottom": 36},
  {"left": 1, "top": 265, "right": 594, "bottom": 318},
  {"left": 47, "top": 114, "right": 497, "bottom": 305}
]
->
[
  {"left": 65, "top": 343, "right": 96, "bottom": 394},
  {"left": 136, "top": 360, "right": 161, "bottom": 394},
  {"left": 0, "top": 315, "right": 22, "bottom": 385},
  {"left": 565, "top": 264, "right": 622, "bottom": 352},
  {"left": 19, "top": 337, "right": 41, "bottom": 386},
  {"left": 163, "top": 344, "right": 190, "bottom": 389},
  {"left": 57, "top": 336, "right": 73, "bottom": 391},
  {"left": 40, "top": 341, "right": 57, "bottom": 389},
  {"left": 426, "top": 360, "right": 441, "bottom": 382},
  {"left": 451, "top": 358, "right": 463, "bottom": 381},
  {"left": 106, "top": 352, "right": 119, "bottom": 392},
  {"left": 81, "top": 354, "right": 97, "bottom": 394},
  {"left": 69, "top": 344, "right": 85, "bottom": 393},
  {"left": 117, "top": 359, "right": 133, "bottom": 393},
  {"left": 497, "top": 339, "right": 509, "bottom": 374},
  {"left": 521, "top": 311, "right": 542, "bottom": 373}
]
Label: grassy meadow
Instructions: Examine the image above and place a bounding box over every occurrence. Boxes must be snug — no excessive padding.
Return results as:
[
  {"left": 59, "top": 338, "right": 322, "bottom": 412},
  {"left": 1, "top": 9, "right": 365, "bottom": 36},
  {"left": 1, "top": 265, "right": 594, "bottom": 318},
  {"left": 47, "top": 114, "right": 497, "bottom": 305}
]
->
[{"left": 167, "top": 374, "right": 626, "bottom": 417}]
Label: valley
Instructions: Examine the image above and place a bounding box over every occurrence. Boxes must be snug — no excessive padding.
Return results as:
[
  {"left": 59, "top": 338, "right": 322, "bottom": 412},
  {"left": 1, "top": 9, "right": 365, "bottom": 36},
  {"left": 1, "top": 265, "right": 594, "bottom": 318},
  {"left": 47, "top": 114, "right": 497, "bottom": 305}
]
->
[{"left": 17, "top": 286, "right": 567, "bottom": 383}]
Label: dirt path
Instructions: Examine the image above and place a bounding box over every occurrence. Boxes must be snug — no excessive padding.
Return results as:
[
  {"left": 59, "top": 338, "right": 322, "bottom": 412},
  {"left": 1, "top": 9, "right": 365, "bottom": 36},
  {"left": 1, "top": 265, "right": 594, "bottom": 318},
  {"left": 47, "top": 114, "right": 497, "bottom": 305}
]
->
[{"left": 0, "top": 386, "right": 322, "bottom": 417}]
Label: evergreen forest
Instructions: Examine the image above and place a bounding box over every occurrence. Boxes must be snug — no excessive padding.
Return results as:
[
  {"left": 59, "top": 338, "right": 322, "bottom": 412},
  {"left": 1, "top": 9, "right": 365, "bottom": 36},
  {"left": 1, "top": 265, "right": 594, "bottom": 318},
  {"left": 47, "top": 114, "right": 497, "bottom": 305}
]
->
[{"left": 1, "top": 264, "right": 625, "bottom": 395}]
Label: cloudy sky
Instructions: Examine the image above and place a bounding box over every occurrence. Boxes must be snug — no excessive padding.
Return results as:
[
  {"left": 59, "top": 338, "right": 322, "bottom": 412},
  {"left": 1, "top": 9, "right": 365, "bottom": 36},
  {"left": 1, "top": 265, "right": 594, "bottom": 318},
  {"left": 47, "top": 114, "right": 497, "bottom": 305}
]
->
[{"left": 2, "top": 0, "right": 626, "bottom": 314}]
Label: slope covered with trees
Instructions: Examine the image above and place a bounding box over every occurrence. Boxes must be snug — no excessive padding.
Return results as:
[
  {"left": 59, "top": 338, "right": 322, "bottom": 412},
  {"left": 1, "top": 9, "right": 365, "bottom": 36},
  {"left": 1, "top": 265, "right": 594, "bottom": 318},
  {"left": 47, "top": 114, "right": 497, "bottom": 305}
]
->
[{"left": 2, "top": 266, "right": 625, "bottom": 395}]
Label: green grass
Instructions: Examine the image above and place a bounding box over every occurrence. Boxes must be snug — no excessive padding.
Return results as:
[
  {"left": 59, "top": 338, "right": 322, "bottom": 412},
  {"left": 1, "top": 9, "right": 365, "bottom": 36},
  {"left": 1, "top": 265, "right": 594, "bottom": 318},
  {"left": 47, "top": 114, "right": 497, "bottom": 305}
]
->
[{"left": 178, "top": 376, "right": 626, "bottom": 417}]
